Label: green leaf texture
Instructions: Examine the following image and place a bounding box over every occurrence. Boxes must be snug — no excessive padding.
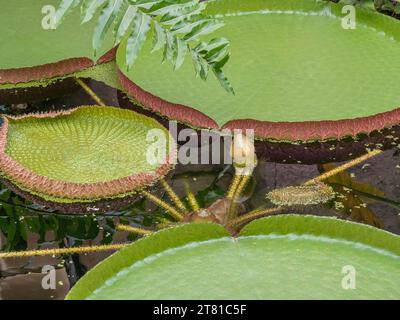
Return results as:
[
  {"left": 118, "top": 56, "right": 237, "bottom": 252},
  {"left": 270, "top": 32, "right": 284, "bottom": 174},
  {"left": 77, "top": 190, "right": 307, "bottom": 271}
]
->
[
  {"left": 54, "top": 0, "right": 233, "bottom": 91},
  {"left": 1, "top": 105, "right": 173, "bottom": 203},
  {"left": 66, "top": 215, "right": 400, "bottom": 300},
  {"left": 116, "top": 0, "right": 400, "bottom": 126}
]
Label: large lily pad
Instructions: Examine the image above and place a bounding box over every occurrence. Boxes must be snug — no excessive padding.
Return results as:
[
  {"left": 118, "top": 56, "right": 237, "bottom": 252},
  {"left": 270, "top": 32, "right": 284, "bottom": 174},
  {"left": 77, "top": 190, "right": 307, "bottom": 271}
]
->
[
  {"left": 0, "top": 105, "right": 176, "bottom": 213},
  {"left": 66, "top": 215, "right": 400, "bottom": 299},
  {"left": 117, "top": 0, "right": 400, "bottom": 163},
  {"left": 0, "top": 0, "right": 116, "bottom": 103},
  {"left": 0, "top": 0, "right": 114, "bottom": 84}
]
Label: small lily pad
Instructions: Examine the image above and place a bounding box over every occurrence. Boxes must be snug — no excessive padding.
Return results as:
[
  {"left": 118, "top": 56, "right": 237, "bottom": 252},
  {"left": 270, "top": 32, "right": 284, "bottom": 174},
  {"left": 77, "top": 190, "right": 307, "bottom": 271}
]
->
[
  {"left": 0, "top": 106, "right": 176, "bottom": 212},
  {"left": 66, "top": 215, "right": 400, "bottom": 299}
]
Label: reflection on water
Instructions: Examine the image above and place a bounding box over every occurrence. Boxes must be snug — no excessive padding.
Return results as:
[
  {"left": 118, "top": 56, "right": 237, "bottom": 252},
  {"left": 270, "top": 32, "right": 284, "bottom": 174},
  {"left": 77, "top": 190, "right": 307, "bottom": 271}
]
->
[{"left": 0, "top": 80, "right": 399, "bottom": 299}]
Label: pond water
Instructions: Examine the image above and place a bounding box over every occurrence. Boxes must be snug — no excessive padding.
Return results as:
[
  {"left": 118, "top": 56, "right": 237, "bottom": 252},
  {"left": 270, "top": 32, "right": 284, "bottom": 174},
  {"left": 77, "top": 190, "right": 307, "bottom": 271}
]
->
[{"left": 0, "top": 80, "right": 399, "bottom": 299}]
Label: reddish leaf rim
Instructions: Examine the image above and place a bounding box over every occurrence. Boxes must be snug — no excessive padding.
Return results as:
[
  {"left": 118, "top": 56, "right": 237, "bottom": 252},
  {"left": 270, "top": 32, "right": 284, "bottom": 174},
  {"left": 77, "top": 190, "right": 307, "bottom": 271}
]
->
[
  {"left": 0, "top": 47, "right": 117, "bottom": 85},
  {"left": 118, "top": 70, "right": 400, "bottom": 142},
  {"left": 0, "top": 106, "right": 176, "bottom": 200}
]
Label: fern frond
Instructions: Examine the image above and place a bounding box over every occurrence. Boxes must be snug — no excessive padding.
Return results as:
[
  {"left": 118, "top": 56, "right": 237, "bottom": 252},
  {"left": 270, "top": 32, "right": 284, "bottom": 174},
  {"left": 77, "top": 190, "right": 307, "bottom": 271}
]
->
[
  {"left": 126, "top": 10, "right": 151, "bottom": 69},
  {"left": 55, "top": 0, "right": 234, "bottom": 93},
  {"left": 93, "top": 0, "right": 124, "bottom": 55},
  {"left": 191, "top": 38, "right": 234, "bottom": 94},
  {"left": 55, "top": 0, "right": 81, "bottom": 26},
  {"left": 81, "top": 0, "right": 107, "bottom": 23},
  {"left": 151, "top": 21, "right": 166, "bottom": 52}
]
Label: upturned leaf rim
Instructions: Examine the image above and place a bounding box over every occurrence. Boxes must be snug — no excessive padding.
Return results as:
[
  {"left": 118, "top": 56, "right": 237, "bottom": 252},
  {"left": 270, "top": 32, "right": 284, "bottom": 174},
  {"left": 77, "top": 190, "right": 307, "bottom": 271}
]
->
[{"left": 66, "top": 214, "right": 400, "bottom": 300}]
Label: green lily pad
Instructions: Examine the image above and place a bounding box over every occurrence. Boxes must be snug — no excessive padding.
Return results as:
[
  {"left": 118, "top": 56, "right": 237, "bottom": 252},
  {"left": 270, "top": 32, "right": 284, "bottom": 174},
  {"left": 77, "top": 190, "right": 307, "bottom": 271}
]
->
[
  {"left": 117, "top": 0, "right": 400, "bottom": 143},
  {"left": 0, "top": 0, "right": 114, "bottom": 86},
  {"left": 66, "top": 215, "right": 400, "bottom": 300},
  {"left": 0, "top": 106, "right": 176, "bottom": 212}
]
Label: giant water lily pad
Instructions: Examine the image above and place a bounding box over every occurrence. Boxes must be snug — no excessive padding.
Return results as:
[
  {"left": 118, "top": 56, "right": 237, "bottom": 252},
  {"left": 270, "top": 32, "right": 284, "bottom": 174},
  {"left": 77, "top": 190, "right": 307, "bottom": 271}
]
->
[
  {"left": 117, "top": 0, "right": 400, "bottom": 163},
  {"left": 0, "top": 106, "right": 176, "bottom": 213},
  {"left": 0, "top": 0, "right": 114, "bottom": 84},
  {"left": 67, "top": 215, "right": 400, "bottom": 299},
  {"left": 0, "top": 0, "right": 116, "bottom": 103}
]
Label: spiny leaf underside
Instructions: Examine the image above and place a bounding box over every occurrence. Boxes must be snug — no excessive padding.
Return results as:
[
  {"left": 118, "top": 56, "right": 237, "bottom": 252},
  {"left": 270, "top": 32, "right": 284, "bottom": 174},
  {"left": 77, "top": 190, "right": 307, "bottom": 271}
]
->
[{"left": 55, "top": 0, "right": 234, "bottom": 93}]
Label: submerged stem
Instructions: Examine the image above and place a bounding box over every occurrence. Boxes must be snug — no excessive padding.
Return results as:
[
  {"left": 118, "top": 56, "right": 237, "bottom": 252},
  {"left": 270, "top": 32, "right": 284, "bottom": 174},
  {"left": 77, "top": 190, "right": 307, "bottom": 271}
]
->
[
  {"left": 231, "top": 150, "right": 383, "bottom": 228},
  {"left": 142, "top": 190, "right": 184, "bottom": 221},
  {"left": 0, "top": 243, "right": 126, "bottom": 259},
  {"left": 160, "top": 178, "right": 188, "bottom": 214},
  {"left": 226, "top": 175, "right": 251, "bottom": 223},
  {"left": 75, "top": 78, "right": 106, "bottom": 107},
  {"left": 234, "top": 175, "right": 251, "bottom": 202},
  {"left": 116, "top": 224, "right": 152, "bottom": 236},
  {"left": 227, "top": 206, "right": 282, "bottom": 228},
  {"left": 226, "top": 174, "right": 242, "bottom": 199},
  {"left": 154, "top": 217, "right": 175, "bottom": 230},
  {"left": 184, "top": 182, "right": 200, "bottom": 212},
  {"left": 304, "top": 149, "right": 382, "bottom": 186}
]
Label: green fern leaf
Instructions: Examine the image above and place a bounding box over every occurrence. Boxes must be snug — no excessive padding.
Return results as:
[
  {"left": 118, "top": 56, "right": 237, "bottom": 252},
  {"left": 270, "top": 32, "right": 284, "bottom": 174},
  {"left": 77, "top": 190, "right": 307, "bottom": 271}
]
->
[
  {"left": 114, "top": 5, "right": 138, "bottom": 45},
  {"left": 55, "top": 0, "right": 81, "bottom": 27},
  {"left": 81, "top": 0, "right": 107, "bottom": 23},
  {"left": 173, "top": 38, "right": 187, "bottom": 70},
  {"left": 171, "top": 15, "right": 213, "bottom": 34},
  {"left": 212, "top": 51, "right": 230, "bottom": 69},
  {"left": 163, "top": 30, "right": 176, "bottom": 63},
  {"left": 113, "top": 0, "right": 129, "bottom": 36},
  {"left": 160, "top": 1, "right": 205, "bottom": 25},
  {"left": 183, "top": 19, "right": 224, "bottom": 41},
  {"left": 126, "top": 10, "right": 151, "bottom": 70},
  {"left": 213, "top": 67, "right": 234, "bottom": 95},
  {"left": 151, "top": 21, "right": 166, "bottom": 53},
  {"left": 195, "top": 38, "right": 230, "bottom": 55},
  {"left": 134, "top": 0, "right": 161, "bottom": 10},
  {"left": 93, "top": 0, "right": 124, "bottom": 55},
  {"left": 54, "top": 0, "right": 234, "bottom": 93},
  {"left": 148, "top": 0, "right": 198, "bottom": 16},
  {"left": 203, "top": 39, "right": 230, "bottom": 63},
  {"left": 190, "top": 50, "right": 209, "bottom": 80},
  {"left": 190, "top": 49, "right": 202, "bottom": 76},
  {"left": 192, "top": 38, "right": 233, "bottom": 93}
]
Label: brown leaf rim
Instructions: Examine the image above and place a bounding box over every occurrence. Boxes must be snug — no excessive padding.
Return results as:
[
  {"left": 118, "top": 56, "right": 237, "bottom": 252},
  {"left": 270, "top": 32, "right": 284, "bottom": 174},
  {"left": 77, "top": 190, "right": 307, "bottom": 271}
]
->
[
  {"left": 0, "top": 47, "right": 117, "bottom": 85},
  {"left": 0, "top": 106, "right": 176, "bottom": 200},
  {"left": 118, "top": 69, "right": 400, "bottom": 142}
]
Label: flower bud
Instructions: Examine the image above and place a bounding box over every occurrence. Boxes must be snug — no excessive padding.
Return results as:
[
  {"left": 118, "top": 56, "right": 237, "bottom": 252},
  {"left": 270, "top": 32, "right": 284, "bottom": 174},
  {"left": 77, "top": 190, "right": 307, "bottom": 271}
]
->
[{"left": 230, "top": 132, "right": 256, "bottom": 175}]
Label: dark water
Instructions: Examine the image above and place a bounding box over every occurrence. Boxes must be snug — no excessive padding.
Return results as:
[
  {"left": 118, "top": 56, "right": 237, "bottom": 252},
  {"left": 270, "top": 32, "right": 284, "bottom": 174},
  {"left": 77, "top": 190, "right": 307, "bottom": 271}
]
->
[{"left": 0, "top": 80, "right": 399, "bottom": 299}]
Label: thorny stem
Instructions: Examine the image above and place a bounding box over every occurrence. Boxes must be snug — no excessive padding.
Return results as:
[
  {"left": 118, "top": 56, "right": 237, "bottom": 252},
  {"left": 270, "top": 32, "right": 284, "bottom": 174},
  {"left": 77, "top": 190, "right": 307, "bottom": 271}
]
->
[
  {"left": 155, "top": 217, "right": 174, "bottom": 230},
  {"left": 226, "top": 175, "right": 242, "bottom": 199},
  {"left": 227, "top": 206, "right": 282, "bottom": 228},
  {"left": 184, "top": 182, "right": 200, "bottom": 212},
  {"left": 155, "top": 222, "right": 174, "bottom": 230},
  {"left": 142, "top": 190, "right": 184, "bottom": 221},
  {"left": 0, "top": 243, "right": 126, "bottom": 259},
  {"left": 234, "top": 175, "right": 251, "bottom": 202},
  {"left": 226, "top": 175, "right": 251, "bottom": 223},
  {"left": 116, "top": 224, "right": 153, "bottom": 236},
  {"left": 304, "top": 149, "right": 382, "bottom": 185},
  {"left": 0, "top": 150, "right": 385, "bottom": 258},
  {"left": 229, "top": 149, "right": 383, "bottom": 228},
  {"left": 75, "top": 78, "right": 106, "bottom": 107},
  {"left": 160, "top": 178, "right": 188, "bottom": 214}
]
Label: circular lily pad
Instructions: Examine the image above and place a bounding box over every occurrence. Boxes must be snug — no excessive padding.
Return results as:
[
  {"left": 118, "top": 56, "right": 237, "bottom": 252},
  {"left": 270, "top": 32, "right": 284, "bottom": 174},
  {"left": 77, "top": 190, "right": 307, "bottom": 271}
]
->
[
  {"left": 117, "top": 0, "right": 400, "bottom": 163},
  {"left": 0, "top": 0, "right": 115, "bottom": 103},
  {"left": 0, "top": 106, "right": 176, "bottom": 213},
  {"left": 67, "top": 215, "right": 400, "bottom": 299}
]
